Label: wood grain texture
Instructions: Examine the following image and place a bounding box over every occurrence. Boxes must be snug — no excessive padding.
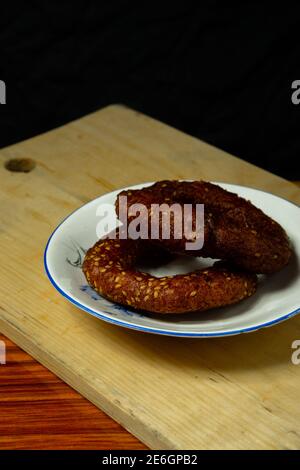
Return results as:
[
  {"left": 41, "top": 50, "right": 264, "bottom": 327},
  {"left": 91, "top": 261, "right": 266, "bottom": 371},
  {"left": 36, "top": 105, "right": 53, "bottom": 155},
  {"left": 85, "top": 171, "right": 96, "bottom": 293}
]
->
[
  {"left": 0, "top": 333, "right": 146, "bottom": 449},
  {"left": 0, "top": 104, "right": 300, "bottom": 450}
]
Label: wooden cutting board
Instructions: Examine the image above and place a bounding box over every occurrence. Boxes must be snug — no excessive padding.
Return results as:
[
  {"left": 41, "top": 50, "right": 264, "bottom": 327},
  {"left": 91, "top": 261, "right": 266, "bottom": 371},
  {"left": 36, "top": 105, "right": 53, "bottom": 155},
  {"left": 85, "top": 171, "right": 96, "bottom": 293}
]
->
[{"left": 0, "top": 105, "right": 300, "bottom": 450}]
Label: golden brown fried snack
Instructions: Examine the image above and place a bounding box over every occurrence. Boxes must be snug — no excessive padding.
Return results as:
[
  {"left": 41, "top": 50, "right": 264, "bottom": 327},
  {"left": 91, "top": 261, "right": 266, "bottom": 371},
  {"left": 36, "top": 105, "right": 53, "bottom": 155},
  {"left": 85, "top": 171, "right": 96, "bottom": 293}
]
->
[
  {"left": 116, "top": 180, "right": 292, "bottom": 274},
  {"left": 83, "top": 236, "right": 257, "bottom": 315}
]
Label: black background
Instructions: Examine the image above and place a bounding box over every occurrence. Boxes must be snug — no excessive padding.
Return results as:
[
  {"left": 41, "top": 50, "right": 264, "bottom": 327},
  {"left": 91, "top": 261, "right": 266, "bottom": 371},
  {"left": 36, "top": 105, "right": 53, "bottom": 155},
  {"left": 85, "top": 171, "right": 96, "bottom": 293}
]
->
[{"left": 1, "top": 1, "right": 300, "bottom": 179}]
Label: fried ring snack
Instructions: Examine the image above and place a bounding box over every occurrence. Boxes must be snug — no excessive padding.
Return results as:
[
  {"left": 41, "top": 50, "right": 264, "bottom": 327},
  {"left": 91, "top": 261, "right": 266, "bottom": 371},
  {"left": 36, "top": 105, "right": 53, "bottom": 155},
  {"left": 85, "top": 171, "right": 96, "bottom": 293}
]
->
[
  {"left": 116, "top": 180, "right": 292, "bottom": 274},
  {"left": 83, "top": 235, "right": 257, "bottom": 315}
]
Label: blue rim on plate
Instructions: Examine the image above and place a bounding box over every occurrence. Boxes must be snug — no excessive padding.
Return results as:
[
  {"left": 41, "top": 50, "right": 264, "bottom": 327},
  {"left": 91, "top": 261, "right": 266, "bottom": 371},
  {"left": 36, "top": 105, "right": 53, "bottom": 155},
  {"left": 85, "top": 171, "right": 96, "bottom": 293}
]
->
[{"left": 44, "top": 182, "right": 300, "bottom": 338}]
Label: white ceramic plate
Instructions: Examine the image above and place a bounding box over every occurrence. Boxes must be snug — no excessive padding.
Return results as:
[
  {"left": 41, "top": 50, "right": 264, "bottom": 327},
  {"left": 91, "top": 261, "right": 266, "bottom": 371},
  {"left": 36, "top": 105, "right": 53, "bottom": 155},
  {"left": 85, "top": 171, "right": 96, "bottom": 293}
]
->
[{"left": 44, "top": 182, "right": 300, "bottom": 337}]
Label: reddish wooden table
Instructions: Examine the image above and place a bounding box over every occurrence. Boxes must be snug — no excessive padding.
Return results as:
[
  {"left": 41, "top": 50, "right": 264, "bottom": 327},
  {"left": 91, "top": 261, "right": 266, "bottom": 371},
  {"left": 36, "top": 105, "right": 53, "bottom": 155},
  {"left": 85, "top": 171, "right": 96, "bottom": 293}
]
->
[{"left": 0, "top": 333, "right": 146, "bottom": 449}]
